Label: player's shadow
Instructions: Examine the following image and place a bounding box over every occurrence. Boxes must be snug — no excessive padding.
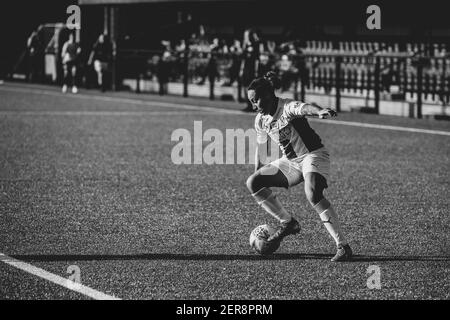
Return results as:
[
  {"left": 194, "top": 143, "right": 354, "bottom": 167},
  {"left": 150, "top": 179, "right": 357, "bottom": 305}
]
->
[{"left": 8, "top": 253, "right": 450, "bottom": 262}]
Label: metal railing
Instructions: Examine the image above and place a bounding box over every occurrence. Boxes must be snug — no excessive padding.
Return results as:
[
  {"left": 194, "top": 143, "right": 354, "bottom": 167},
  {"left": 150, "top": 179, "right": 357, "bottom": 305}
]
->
[{"left": 117, "top": 48, "right": 450, "bottom": 118}]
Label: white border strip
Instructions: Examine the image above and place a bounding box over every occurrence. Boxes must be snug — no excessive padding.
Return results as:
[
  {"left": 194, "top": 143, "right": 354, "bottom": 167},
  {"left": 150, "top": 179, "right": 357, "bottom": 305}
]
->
[{"left": 0, "top": 253, "right": 121, "bottom": 300}]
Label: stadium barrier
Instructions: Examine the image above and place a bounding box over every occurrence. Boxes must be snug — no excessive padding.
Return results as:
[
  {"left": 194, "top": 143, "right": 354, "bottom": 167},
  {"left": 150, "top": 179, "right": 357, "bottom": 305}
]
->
[{"left": 118, "top": 48, "right": 450, "bottom": 119}]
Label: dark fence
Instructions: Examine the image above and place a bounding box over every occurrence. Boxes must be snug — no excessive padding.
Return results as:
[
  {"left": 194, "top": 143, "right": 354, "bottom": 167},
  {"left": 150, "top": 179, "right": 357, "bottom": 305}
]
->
[{"left": 118, "top": 48, "right": 450, "bottom": 118}]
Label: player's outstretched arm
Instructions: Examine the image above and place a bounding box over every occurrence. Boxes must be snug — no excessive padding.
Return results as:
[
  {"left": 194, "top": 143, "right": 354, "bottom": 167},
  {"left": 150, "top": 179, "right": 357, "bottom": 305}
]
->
[{"left": 301, "top": 102, "right": 337, "bottom": 119}]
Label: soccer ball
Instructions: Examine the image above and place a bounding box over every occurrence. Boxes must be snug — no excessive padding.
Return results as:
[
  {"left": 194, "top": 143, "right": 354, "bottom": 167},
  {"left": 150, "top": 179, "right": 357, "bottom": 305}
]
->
[{"left": 249, "top": 224, "right": 280, "bottom": 255}]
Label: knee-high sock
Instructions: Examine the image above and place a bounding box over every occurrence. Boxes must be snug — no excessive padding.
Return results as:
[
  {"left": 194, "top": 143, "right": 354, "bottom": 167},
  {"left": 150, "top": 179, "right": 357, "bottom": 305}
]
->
[
  {"left": 252, "top": 187, "right": 292, "bottom": 223},
  {"left": 314, "top": 198, "right": 347, "bottom": 246}
]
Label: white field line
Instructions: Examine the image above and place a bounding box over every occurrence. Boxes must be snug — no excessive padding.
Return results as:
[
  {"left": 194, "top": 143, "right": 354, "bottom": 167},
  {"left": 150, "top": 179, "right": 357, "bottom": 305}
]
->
[
  {"left": 308, "top": 118, "right": 450, "bottom": 136},
  {"left": 1, "top": 85, "right": 449, "bottom": 136},
  {"left": 0, "top": 252, "right": 121, "bottom": 300},
  {"left": 0, "top": 86, "right": 238, "bottom": 114}
]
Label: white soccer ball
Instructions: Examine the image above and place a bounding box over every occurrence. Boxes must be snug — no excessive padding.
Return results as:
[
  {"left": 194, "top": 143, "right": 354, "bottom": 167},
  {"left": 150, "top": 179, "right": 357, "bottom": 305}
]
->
[{"left": 249, "top": 224, "right": 280, "bottom": 255}]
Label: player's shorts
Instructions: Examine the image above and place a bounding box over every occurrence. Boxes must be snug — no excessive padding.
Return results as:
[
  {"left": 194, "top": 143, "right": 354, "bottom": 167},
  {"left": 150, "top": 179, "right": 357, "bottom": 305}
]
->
[
  {"left": 63, "top": 60, "right": 77, "bottom": 72},
  {"left": 269, "top": 147, "right": 330, "bottom": 188},
  {"left": 94, "top": 60, "right": 108, "bottom": 72}
]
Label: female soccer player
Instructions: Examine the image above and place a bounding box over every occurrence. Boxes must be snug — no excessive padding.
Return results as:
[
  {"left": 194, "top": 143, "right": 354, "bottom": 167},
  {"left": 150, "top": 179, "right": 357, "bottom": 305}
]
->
[{"left": 245, "top": 71, "right": 352, "bottom": 262}]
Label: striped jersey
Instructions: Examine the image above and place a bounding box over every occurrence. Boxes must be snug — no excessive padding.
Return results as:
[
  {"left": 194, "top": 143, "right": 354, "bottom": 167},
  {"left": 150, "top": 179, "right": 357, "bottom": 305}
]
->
[{"left": 255, "top": 98, "right": 324, "bottom": 159}]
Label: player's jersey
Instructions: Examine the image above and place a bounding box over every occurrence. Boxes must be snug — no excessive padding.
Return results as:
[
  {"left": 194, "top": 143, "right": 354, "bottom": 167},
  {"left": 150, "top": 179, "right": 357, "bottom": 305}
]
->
[{"left": 255, "top": 98, "right": 323, "bottom": 159}]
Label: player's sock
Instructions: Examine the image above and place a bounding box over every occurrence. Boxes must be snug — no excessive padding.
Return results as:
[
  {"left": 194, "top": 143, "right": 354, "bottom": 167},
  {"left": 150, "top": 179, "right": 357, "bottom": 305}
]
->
[
  {"left": 314, "top": 198, "right": 347, "bottom": 246},
  {"left": 252, "top": 187, "right": 292, "bottom": 223}
]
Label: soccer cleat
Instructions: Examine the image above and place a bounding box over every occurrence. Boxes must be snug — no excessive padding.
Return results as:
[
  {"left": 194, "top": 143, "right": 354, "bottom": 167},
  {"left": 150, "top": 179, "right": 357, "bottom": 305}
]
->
[
  {"left": 72, "top": 86, "right": 78, "bottom": 94},
  {"left": 267, "top": 218, "right": 301, "bottom": 243},
  {"left": 62, "top": 84, "right": 68, "bottom": 93},
  {"left": 331, "top": 243, "right": 353, "bottom": 262}
]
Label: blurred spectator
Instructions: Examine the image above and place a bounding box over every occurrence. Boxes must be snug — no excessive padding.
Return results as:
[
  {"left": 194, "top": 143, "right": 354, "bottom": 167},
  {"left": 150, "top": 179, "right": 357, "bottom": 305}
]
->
[
  {"left": 157, "top": 51, "right": 172, "bottom": 95},
  {"left": 196, "top": 25, "right": 210, "bottom": 50},
  {"left": 161, "top": 40, "right": 172, "bottom": 52},
  {"left": 240, "top": 29, "right": 261, "bottom": 111},
  {"left": 207, "top": 42, "right": 220, "bottom": 88},
  {"left": 196, "top": 38, "right": 220, "bottom": 85},
  {"left": 277, "top": 54, "right": 297, "bottom": 92},
  {"left": 61, "top": 33, "right": 81, "bottom": 94},
  {"left": 257, "top": 52, "right": 275, "bottom": 78},
  {"left": 88, "top": 33, "right": 113, "bottom": 92},
  {"left": 174, "top": 39, "right": 187, "bottom": 82},
  {"left": 296, "top": 49, "right": 308, "bottom": 93},
  {"left": 146, "top": 54, "right": 160, "bottom": 80},
  {"left": 26, "top": 27, "right": 44, "bottom": 83},
  {"left": 175, "top": 39, "right": 186, "bottom": 52},
  {"left": 189, "top": 24, "right": 210, "bottom": 52},
  {"left": 219, "top": 39, "right": 229, "bottom": 54},
  {"left": 210, "top": 38, "right": 220, "bottom": 52},
  {"left": 381, "top": 63, "right": 395, "bottom": 93},
  {"left": 222, "top": 39, "right": 242, "bottom": 86},
  {"left": 266, "top": 40, "right": 277, "bottom": 54},
  {"left": 188, "top": 25, "right": 211, "bottom": 85}
]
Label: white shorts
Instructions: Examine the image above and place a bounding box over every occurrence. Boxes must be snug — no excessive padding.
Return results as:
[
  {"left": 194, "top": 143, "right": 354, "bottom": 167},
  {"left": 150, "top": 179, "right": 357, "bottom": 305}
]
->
[
  {"left": 94, "top": 60, "right": 108, "bottom": 72},
  {"left": 270, "top": 147, "right": 330, "bottom": 188}
]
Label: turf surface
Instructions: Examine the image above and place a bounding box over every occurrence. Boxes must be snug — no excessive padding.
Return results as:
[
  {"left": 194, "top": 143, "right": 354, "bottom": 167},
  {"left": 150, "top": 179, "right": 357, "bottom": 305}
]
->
[{"left": 0, "top": 83, "right": 449, "bottom": 299}]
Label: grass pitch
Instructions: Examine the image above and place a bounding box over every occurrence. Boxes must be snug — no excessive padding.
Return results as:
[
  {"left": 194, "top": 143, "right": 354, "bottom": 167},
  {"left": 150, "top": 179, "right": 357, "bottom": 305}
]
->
[{"left": 0, "top": 83, "right": 449, "bottom": 299}]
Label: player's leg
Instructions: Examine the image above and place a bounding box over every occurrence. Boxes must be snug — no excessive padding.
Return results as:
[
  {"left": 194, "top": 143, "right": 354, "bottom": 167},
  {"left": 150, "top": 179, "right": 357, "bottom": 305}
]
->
[
  {"left": 246, "top": 159, "right": 302, "bottom": 241},
  {"left": 62, "top": 63, "right": 69, "bottom": 93},
  {"left": 66, "top": 62, "right": 73, "bottom": 90},
  {"left": 302, "top": 150, "right": 352, "bottom": 261},
  {"left": 71, "top": 63, "right": 78, "bottom": 93},
  {"left": 94, "top": 60, "right": 102, "bottom": 87},
  {"left": 101, "top": 62, "right": 109, "bottom": 92},
  {"left": 303, "top": 172, "right": 347, "bottom": 244},
  {"left": 246, "top": 164, "right": 291, "bottom": 223}
]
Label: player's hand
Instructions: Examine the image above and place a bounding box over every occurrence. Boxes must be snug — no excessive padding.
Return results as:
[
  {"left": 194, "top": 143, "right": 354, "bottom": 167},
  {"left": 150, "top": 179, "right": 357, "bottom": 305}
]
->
[{"left": 318, "top": 108, "right": 337, "bottom": 119}]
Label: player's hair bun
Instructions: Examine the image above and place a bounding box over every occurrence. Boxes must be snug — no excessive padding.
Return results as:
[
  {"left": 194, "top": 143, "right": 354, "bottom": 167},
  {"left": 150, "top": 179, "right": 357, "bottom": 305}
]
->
[{"left": 263, "top": 71, "right": 282, "bottom": 90}]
